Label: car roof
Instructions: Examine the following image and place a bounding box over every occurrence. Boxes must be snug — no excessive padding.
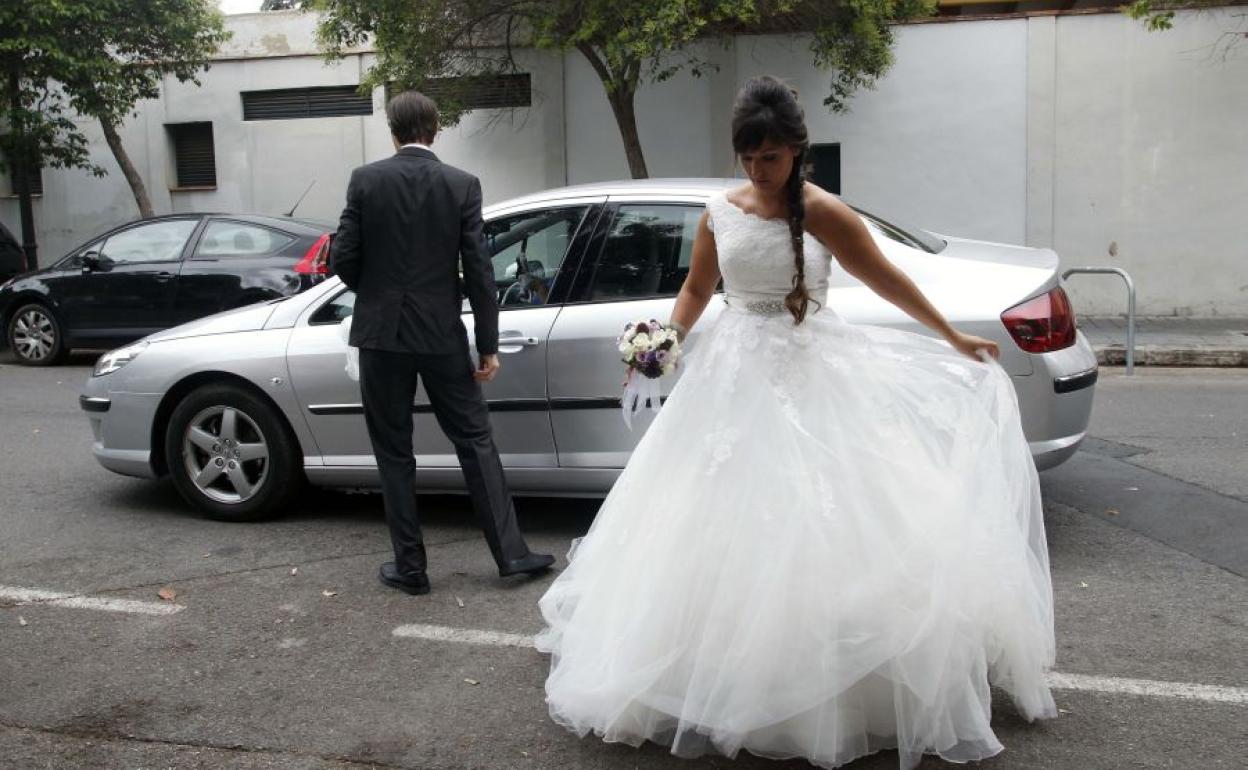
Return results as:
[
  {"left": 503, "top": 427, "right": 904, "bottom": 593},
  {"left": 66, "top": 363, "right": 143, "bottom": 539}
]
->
[
  {"left": 207, "top": 214, "right": 332, "bottom": 235},
  {"left": 485, "top": 177, "right": 741, "bottom": 213},
  {"left": 83, "top": 213, "right": 331, "bottom": 236}
]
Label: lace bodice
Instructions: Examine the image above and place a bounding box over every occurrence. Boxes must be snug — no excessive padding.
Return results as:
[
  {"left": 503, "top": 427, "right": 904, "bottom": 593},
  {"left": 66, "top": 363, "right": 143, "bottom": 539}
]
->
[{"left": 705, "top": 190, "right": 833, "bottom": 309}]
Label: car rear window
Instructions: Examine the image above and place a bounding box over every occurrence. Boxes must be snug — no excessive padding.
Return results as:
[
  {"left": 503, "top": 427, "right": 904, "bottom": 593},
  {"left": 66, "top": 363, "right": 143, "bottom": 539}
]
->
[{"left": 854, "top": 207, "right": 947, "bottom": 254}]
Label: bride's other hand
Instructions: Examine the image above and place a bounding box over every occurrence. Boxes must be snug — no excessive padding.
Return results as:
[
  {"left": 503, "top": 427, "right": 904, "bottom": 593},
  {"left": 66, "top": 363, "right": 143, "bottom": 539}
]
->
[{"left": 948, "top": 331, "right": 999, "bottom": 361}]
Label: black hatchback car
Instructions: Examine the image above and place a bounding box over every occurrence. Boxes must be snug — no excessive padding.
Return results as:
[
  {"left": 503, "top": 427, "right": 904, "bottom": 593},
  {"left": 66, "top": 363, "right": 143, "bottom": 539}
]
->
[{"left": 0, "top": 214, "right": 332, "bottom": 365}]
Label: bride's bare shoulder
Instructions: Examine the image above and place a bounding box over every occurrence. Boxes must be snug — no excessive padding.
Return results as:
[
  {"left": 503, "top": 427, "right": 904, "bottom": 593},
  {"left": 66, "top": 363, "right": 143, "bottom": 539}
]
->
[
  {"left": 724, "top": 184, "right": 753, "bottom": 207},
  {"left": 802, "top": 182, "right": 856, "bottom": 227}
]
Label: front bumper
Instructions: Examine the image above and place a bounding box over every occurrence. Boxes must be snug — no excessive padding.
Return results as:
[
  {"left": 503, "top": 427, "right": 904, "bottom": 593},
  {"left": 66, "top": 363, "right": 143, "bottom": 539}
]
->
[{"left": 81, "top": 381, "right": 161, "bottom": 479}]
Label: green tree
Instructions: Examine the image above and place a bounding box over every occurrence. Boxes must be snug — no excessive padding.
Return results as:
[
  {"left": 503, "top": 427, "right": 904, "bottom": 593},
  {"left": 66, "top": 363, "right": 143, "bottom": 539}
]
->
[
  {"left": 0, "top": 2, "right": 228, "bottom": 268},
  {"left": 1122, "top": 0, "right": 1245, "bottom": 59},
  {"left": 315, "top": 0, "right": 935, "bottom": 180}
]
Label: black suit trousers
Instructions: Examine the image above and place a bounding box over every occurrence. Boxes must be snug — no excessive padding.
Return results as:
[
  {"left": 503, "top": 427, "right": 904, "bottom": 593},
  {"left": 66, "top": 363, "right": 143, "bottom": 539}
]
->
[{"left": 358, "top": 347, "right": 530, "bottom": 576}]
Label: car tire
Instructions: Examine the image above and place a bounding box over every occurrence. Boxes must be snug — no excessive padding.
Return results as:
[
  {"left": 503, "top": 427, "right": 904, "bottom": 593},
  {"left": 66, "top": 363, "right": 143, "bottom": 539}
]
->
[
  {"left": 164, "top": 383, "right": 304, "bottom": 521},
  {"left": 7, "top": 303, "right": 67, "bottom": 366}
]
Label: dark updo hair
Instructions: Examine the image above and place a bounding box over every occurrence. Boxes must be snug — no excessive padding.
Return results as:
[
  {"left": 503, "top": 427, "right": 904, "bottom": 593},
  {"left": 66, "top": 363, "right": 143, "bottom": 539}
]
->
[
  {"left": 731, "top": 75, "right": 814, "bottom": 324},
  {"left": 387, "top": 90, "right": 439, "bottom": 145}
]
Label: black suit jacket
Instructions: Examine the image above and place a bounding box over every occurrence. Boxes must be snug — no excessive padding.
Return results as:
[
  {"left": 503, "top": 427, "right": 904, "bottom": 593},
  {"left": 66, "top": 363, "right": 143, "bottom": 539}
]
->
[{"left": 330, "top": 146, "right": 498, "bottom": 355}]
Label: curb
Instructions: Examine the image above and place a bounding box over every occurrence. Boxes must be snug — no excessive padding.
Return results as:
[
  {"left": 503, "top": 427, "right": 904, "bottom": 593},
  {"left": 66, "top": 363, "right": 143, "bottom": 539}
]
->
[{"left": 1094, "top": 347, "right": 1248, "bottom": 368}]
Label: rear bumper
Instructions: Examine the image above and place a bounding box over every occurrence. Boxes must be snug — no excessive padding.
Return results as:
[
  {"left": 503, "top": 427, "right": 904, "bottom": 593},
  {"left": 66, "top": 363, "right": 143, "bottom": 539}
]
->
[
  {"left": 1016, "top": 331, "right": 1099, "bottom": 471},
  {"left": 1029, "top": 432, "right": 1086, "bottom": 471},
  {"left": 1053, "top": 367, "right": 1097, "bottom": 394}
]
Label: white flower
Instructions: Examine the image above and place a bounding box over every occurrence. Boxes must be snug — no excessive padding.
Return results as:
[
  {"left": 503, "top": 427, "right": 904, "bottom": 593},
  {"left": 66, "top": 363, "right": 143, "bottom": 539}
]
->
[
  {"left": 662, "top": 363, "right": 675, "bottom": 376},
  {"left": 618, "top": 342, "right": 633, "bottom": 355},
  {"left": 622, "top": 328, "right": 637, "bottom": 342},
  {"left": 632, "top": 333, "right": 651, "bottom": 348}
]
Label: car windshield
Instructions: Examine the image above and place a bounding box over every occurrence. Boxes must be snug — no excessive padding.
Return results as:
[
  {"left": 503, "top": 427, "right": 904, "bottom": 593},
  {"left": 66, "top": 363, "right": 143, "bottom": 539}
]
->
[{"left": 852, "top": 206, "right": 947, "bottom": 254}]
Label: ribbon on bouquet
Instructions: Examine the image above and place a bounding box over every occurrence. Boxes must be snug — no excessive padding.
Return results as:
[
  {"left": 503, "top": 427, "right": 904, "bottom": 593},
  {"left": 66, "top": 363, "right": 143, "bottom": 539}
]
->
[
  {"left": 620, "top": 370, "right": 662, "bottom": 430},
  {"left": 339, "top": 316, "right": 360, "bottom": 382}
]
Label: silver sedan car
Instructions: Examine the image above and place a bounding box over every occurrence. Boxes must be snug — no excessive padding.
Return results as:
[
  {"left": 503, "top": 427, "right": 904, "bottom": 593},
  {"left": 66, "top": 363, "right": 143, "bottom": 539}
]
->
[{"left": 81, "top": 179, "right": 1098, "bottom": 520}]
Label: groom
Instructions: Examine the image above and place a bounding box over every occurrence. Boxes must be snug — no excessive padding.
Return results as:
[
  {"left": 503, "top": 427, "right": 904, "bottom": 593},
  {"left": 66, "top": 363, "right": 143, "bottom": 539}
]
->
[{"left": 330, "top": 89, "right": 554, "bottom": 595}]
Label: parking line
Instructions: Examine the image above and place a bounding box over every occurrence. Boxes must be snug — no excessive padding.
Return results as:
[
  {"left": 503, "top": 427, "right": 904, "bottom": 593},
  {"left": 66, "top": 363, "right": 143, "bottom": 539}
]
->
[
  {"left": 393, "top": 623, "right": 535, "bottom": 648},
  {"left": 0, "top": 586, "right": 183, "bottom": 616},
  {"left": 392, "top": 623, "right": 1248, "bottom": 706},
  {"left": 1047, "top": 672, "right": 1248, "bottom": 705}
]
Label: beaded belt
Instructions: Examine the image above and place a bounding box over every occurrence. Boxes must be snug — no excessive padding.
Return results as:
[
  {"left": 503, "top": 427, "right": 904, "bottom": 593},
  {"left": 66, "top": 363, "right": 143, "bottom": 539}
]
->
[
  {"left": 726, "top": 296, "right": 789, "bottom": 315},
  {"left": 725, "top": 294, "right": 825, "bottom": 317}
]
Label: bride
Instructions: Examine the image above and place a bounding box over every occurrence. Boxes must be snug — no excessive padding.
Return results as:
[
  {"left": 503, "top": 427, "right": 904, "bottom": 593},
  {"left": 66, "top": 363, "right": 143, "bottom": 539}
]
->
[{"left": 535, "top": 75, "right": 1057, "bottom": 769}]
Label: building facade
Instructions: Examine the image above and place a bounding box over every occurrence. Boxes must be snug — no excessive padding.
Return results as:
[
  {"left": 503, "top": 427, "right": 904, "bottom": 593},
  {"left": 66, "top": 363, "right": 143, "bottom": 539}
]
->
[{"left": 3, "top": 7, "right": 1245, "bottom": 316}]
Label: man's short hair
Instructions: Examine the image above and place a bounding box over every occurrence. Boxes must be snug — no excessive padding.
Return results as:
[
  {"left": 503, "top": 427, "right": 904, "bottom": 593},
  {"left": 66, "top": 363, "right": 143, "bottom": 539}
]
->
[{"left": 387, "top": 90, "right": 439, "bottom": 145}]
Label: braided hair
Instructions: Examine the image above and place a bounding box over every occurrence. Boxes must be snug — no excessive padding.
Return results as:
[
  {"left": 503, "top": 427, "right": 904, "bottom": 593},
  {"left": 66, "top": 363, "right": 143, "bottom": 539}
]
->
[{"left": 730, "top": 76, "right": 814, "bottom": 324}]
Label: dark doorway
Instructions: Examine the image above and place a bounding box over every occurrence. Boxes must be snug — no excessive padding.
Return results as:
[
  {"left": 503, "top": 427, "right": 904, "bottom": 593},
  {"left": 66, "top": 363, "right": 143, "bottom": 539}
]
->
[{"left": 806, "top": 143, "right": 841, "bottom": 195}]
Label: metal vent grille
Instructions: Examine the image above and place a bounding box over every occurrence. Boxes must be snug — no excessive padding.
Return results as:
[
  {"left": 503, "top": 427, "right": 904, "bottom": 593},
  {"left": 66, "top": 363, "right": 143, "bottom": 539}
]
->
[
  {"left": 168, "top": 123, "right": 217, "bottom": 188},
  {"left": 242, "top": 86, "right": 373, "bottom": 121},
  {"left": 403, "top": 74, "right": 532, "bottom": 110},
  {"left": 7, "top": 164, "right": 42, "bottom": 196}
]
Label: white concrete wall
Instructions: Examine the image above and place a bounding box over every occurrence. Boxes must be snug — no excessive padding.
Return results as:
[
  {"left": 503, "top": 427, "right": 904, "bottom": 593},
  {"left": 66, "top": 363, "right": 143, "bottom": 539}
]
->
[
  {"left": 1044, "top": 10, "right": 1248, "bottom": 317},
  {"left": 4, "top": 8, "right": 1245, "bottom": 315},
  {"left": 743, "top": 24, "right": 1030, "bottom": 245},
  {"left": 565, "top": 41, "right": 738, "bottom": 182}
]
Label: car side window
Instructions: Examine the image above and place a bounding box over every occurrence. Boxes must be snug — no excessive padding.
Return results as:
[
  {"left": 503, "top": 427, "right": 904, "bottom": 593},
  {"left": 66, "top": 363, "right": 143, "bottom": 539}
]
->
[
  {"left": 588, "top": 204, "right": 701, "bottom": 301},
  {"left": 309, "top": 290, "right": 355, "bottom": 325},
  {"left": 484, "top": 206, "right": 588, "bottom": 308},
  {"left": 99, "top": 220, "right": 198, "bottom": 265},
  {"left": 197, "top": 221, "right": 295, "bottom": 257},
  {"left": 56, "top": 238, "right": 105, "bottom": 268}
]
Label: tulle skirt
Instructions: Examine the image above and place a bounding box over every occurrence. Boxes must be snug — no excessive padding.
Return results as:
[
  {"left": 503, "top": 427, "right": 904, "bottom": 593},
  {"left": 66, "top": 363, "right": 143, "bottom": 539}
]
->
[{"left": 535, "top": 304, "right": 1057, "bottom": 769}]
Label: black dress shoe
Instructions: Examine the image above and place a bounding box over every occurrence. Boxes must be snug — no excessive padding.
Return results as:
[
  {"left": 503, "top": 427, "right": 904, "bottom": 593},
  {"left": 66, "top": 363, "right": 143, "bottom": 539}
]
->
[
  {"left": 379, "top": 562, "right": 431, "bottom": 595},
  {"left": 499, "top": 552, "right": 556, "bottom": 578}
]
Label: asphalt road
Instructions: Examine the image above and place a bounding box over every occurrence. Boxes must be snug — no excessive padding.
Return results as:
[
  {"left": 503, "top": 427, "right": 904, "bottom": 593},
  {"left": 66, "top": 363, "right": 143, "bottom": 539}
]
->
[{"left": 1, "top": 356, "right": 1245, "bottom": 769}]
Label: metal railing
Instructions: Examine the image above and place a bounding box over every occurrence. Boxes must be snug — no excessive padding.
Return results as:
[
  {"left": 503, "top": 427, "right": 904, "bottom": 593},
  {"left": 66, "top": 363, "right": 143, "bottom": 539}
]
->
[{"left": 1061, "top": 267, "right": 1136, "bottom": 375}]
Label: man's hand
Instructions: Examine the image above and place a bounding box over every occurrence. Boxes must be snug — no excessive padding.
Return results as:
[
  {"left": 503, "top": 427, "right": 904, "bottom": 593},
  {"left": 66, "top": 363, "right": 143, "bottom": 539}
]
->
[{"left": 474, "top": 353, "right": 500, "bottom": 382}]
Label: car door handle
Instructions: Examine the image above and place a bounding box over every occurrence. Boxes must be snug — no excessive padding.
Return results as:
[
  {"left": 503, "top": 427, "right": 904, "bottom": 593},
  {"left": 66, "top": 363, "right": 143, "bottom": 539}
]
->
[
  {"left": 498, "top": 335, "right": 540, "bottom": 353},
  {"left": 154, "top": 272, "right": 175, "bottom": 282}
]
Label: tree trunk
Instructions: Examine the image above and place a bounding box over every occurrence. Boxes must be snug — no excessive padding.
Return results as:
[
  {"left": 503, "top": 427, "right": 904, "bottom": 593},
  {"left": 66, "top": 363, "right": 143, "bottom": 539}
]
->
[
  {"left": 606, "top": 86, "right": 649, "bottom": 179},
  {"left": 576, "top": 44, "right": 649, "bottom": 179},
  {"left": 8, "top": 67, "right": 37, "bottom": 270},
  {"left": 100, "top": 117, "right": 154, "bottom": 218}
]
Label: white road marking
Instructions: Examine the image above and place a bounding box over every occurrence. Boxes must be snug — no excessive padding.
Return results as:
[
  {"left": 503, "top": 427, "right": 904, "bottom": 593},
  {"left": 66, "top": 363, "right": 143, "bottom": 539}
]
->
[
  {"left": 1047, "top": 672, "right": 1248, "bottom": 705},
  {"left": 393, "top": 623, "right": 536, "bottom": 649},
  {"left": 392, "top": 623, "right": 1248, "bottom": 706},
  {"left": 0, "top": 586, "right": 183, "bottom": 616}
]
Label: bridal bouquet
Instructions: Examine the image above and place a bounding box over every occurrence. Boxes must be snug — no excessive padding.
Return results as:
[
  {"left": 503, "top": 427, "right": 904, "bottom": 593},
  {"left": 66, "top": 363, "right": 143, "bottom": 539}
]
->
[{"left": 617, "top": 320, "right": 682, "bottom": 429}]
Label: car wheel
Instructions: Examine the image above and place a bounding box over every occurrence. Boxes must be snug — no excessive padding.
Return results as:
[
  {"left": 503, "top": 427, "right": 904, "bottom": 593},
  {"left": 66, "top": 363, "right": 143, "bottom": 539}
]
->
[
  {"left": 165, "top": 383, "right": 304, "bottom": 521},
  {"left": 7, "top": 303, "right": 67, "bottom": 365}
]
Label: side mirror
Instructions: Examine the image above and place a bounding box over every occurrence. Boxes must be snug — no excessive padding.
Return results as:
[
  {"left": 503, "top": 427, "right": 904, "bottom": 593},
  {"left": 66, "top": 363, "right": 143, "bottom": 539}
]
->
[{"left": 81, "top": 251, "right": 101, "bottom": 273}]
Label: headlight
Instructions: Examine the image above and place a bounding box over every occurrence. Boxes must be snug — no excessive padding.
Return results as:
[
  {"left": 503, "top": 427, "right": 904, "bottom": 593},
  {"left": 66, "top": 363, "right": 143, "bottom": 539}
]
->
[{"left": 94, "top": 341, "right": 149, "bottom": 377}]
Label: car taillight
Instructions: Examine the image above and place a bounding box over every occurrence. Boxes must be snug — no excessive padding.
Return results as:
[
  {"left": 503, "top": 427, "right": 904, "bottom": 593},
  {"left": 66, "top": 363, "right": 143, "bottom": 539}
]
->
[
  {"left": 294, "top": 233, "right": 331, "bottom": 275},
  {"left": 1001, "top": 286, "right": 1076, "bottom": 353}
]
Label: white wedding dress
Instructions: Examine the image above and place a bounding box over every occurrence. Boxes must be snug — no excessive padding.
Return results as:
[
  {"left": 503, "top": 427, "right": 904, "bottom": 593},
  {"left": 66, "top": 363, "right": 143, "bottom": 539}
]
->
[{"left": 535, "top": 191, "right": 1057, "bottom": 769}]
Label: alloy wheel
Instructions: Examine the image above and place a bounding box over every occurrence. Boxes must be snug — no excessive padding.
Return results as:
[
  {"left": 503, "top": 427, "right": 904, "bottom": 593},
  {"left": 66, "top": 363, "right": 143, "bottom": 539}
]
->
[
  {"left": 181, "top": 405, "right": 271, "bottom": 504},
  {"left": 12, "top": 308, "right": 56, "bottom": 362}
]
